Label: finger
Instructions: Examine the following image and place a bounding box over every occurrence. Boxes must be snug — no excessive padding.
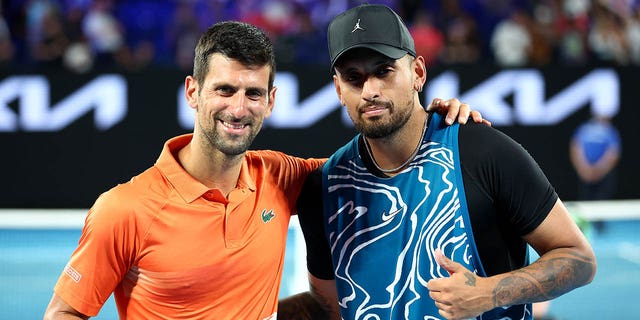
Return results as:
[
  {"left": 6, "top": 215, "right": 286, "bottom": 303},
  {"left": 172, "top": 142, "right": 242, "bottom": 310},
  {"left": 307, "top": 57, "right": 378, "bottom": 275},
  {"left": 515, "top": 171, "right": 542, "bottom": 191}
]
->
[
  {"left": 437, "top": 308, "right": 453, "bottom": 320},
  {"left": 433, "top": 299, "right": 452, "bottom": 310},
  {"left": 435, "top": 249, "right": 460, "bottom": 274},
  {"left": 425, "top": 98, "right": 442, "bottom": 112},
  {"left": 470, "top": 110, "right": 484, "bottom": 124},
  {"left": 471, "top": 110, "right": 492, "bottom": 126},
  {"left": 427, "top": 275, "right": 455, "bottom": 291},
  {"left": 445, "top": 99, "right": 460, "bottom": 125},
  {"left": 457, "top": 103, "right": 470, "bottom": 124}
]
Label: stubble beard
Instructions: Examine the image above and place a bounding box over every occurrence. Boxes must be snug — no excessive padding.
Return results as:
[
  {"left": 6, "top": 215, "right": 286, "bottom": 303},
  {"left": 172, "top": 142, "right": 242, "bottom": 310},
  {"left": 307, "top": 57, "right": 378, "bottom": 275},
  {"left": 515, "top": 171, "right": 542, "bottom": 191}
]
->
[
  {"left": 353, "top": 98, "right": 413, "bottom": 139},
  {"left": 203, "top": 114, "right": 262, "bottom": 156}
]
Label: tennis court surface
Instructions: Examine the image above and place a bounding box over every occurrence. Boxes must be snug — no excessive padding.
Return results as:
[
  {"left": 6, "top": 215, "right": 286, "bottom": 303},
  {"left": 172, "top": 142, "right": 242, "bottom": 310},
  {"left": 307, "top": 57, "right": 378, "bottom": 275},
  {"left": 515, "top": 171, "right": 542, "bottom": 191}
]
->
[{"left": 1, "top": 205, "right": 638, "bottom": 319}]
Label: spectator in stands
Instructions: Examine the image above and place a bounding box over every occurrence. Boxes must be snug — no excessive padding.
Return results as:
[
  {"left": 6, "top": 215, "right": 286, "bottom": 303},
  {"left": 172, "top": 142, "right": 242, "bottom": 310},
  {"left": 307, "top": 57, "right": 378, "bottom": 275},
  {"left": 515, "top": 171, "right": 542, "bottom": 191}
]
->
[
  {"left": 25, "top": 0, "right": 69, "bottom": 67},
  {"left": 440, "top": 12, "right": 482, "bottom": 65},
  {"left": 490, "top": 7, "right": 531, "bottom": 66},
  {"left": 62, "top": 42, "right": 93, "bottom": 73},
  {"left": 526, "top": 3, "right": 555, "bottom": 66},
  {"left": 409, "top": 10, "right": 444, "bottom": 67},
  {"left": 3, "top": 0, "right": 640, "bottom": 69},
  {"left": 555, "top": 8, "right": 591, "bottom": 66},
  {"left": 0, "top": 12, "right": 16, "bottom": 67},
  {"left": 588, "top": 2, "right": 629, "bottom": 65},
  {"left": 273, "top": 3, "right": 327, "bottom": 65},
  {"left": 167, "top": 1, "right": 202, "bottom": 71},
  {"left": 432, "top": 0, "right": 483, "bottom": 65},
  {"left": 82, "top": 0, "right": 125, "bottom": 67},
  {"left": 625, "top": 4, "right": 640, "bottom": 65}
]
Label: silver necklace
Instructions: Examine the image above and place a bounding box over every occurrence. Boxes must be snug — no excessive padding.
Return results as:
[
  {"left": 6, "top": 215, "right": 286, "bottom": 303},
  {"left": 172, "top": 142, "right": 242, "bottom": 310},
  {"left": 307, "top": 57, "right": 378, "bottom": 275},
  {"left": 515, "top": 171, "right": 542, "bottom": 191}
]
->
[{"left": 363, "top": 116, "right": 428, "bottom": 174}]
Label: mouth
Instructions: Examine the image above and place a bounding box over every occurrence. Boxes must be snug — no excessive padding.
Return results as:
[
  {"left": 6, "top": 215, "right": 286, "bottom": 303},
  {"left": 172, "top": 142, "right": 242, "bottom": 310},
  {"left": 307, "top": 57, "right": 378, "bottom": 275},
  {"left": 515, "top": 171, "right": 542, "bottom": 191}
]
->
[
  {"left": 219, "top": 119, "right": 250, "bottom": 134},
  {"left": 360, "top": 104, "right": 389, "bottom": 117}
]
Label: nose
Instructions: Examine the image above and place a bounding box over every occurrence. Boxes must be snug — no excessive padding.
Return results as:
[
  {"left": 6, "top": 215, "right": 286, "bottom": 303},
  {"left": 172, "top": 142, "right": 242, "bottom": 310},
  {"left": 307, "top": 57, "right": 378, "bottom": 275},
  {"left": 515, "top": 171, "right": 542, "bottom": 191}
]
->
[
  {"left": 361, "top": 77, "right": 380, "bottom": 101},
  {"left": 227, "top": 93, "right": 249, "bottom": 117}
]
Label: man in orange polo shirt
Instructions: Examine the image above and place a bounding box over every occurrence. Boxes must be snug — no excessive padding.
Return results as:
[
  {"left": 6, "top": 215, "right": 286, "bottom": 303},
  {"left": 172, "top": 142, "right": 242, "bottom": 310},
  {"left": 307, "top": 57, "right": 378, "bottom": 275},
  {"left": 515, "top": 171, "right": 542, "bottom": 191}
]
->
[{"left": 43, "top": 21, "right": 479, "bottom": 320}]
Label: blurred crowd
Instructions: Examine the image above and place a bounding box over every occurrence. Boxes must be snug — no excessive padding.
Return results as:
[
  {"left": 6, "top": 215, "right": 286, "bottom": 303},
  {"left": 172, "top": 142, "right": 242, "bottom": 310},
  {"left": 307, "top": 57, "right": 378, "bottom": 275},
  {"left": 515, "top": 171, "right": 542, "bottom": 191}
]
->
[{"left": 1, "top": 0, "right": 639, "bottom": 73}]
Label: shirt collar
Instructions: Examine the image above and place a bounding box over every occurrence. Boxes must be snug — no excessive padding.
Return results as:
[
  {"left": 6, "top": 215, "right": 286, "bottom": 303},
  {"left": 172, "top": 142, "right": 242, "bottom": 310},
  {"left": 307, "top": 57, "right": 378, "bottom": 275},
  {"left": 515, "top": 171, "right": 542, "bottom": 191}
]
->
[{"left": 154, "top": 134, "right": 256, "bottom": 203}]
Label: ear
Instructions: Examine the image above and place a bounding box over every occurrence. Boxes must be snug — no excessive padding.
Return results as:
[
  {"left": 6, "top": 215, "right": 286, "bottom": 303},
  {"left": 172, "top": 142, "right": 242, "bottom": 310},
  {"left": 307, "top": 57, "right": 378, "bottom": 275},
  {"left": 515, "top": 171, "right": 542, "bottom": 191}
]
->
[
  {"left": 333, "top": 74, "right": 346, "bottom": 107},
  {"left": 185, "top": 76, "right": 199, "bottom": 110},
  {"left": 413, "top": 56, "right": 427, "bottom": 93},
  {"left": 264, "top": 86, "right": 277, "bottom": 118}
]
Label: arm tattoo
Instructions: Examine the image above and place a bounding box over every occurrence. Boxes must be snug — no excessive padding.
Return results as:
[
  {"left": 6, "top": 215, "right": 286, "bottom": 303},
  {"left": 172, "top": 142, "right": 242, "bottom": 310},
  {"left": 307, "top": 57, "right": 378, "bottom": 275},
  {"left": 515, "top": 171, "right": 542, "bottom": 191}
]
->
[
  {"left": 493, "top": 252, "right": 595, "bottom": 307},
  {"left": 464, "top": 271, "right": 476, "bottom": 286}
]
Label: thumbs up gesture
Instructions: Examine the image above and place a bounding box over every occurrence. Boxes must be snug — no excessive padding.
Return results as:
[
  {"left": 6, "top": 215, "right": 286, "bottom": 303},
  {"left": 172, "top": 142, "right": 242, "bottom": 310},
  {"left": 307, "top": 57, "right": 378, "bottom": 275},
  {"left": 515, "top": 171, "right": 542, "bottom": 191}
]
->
[{"left": 426, "top": 249, "right": 495, "bottom": 320}]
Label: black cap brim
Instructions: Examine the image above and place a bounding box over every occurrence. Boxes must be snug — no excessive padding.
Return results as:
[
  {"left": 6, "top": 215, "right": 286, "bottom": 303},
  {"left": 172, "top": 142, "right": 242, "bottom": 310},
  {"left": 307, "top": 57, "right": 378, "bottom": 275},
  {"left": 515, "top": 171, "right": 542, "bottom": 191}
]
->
[{"left": 331, "top": 43, "right": 409, "bottom": 71}]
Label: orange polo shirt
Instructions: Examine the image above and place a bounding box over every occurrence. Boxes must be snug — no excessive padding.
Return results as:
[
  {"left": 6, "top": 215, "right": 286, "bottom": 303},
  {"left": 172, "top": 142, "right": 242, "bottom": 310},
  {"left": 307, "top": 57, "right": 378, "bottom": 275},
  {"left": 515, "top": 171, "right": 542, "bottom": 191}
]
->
[{"left": 53, "top": 134, "right": 325, "bottom": 319}]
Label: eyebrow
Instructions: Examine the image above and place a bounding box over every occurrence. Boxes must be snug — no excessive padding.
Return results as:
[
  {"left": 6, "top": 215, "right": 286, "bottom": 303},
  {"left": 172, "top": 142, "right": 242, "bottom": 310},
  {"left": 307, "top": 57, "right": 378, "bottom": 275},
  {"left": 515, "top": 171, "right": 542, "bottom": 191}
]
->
[
  {"left": 245, "top": 86, "right": 268, "bottom": 95},
  {"left": 212, "top": 82, "right": 267, "bottom": 95}
]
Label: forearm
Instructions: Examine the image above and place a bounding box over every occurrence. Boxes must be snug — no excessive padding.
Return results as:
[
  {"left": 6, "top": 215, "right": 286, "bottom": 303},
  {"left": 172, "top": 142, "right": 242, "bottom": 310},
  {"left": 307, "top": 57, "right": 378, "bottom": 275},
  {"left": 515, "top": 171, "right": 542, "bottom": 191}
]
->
[
  {"left": 491, "top": 247, "right": 596, "bottom": 307},
  {"left": 43, "top": 295, "right": 90, "bottom": 320},
  {"left": 44, "top": 312, "right": 89, "bottom": 320},
  {"left": 277, "top": 291, "right": 332, "bottom": 320},
  {"left": 591, "top": 150, "right": 620, "bottom": 179}
]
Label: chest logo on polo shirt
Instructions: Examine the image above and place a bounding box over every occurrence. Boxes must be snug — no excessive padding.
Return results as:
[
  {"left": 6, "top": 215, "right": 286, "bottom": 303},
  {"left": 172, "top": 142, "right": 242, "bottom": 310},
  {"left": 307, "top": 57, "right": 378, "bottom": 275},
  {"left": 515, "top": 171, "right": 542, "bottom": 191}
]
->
[{"left": 261, "top": 209, "right": 276, "bottom": 223}]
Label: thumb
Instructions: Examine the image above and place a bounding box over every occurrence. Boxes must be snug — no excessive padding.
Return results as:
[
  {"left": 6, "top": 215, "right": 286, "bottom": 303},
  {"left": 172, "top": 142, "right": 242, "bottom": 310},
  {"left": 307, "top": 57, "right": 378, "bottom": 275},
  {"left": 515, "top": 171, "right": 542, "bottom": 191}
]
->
[{"left": 435, "top": 249, "right": 462, "bottom": 275}]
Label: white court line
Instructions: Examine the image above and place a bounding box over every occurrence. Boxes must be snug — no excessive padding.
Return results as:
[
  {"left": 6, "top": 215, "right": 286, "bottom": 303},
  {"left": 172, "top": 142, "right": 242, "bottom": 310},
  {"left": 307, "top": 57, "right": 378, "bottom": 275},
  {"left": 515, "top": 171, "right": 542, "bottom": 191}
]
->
[
  {"left": 0, "top": 209, "right": 87, "bottom": 229},
  {"left": 1, "top": 199, "right": 639, "bottom": 229},
  {"left": 565, "top": 199, "right": 640, "bottom": 221}
]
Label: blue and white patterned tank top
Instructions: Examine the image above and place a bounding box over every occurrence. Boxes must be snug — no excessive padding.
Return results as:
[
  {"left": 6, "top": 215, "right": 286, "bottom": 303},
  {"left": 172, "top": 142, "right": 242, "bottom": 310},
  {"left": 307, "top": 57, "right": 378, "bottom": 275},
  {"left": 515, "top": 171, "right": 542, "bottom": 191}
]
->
[{"left": 322, "top": 113, "right": 531, "bottom": 320}]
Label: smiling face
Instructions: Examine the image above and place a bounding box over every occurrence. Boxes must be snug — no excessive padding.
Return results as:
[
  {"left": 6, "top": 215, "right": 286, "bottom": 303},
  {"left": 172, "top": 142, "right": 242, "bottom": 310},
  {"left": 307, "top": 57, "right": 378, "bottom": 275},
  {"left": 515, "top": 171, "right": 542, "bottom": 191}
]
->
[
  {"left": 333, "top": 48, "right": 423, "bottom": 139},
  {"left": 186, "top": 53, "right": 276, "bottom": 156}
]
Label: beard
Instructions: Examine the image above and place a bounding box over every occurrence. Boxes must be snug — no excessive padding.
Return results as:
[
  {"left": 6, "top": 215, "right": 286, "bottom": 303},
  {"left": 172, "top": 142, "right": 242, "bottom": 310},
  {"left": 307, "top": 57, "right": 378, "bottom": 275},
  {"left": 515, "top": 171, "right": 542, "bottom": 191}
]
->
[
  {"left": 201, "top": 112, "right": 262, "bottom": 156},
  {"left": 351, "top": 99, "right": 413, "bottom": 139}
]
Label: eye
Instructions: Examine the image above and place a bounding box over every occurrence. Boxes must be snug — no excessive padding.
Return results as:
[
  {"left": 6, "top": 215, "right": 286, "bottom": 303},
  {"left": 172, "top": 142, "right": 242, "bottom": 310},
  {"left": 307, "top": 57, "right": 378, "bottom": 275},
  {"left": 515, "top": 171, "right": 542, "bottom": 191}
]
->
[
  {"left": 345, "top": 73, "right": 361, "bottom": 82},
  {"left": 375, "top": 66, "right": 392, "bottom": 77},
  {"left": 216, "top": 85, "right": 236, "bottom": 96},
  {"left": 246, "top": 89, "right": 264, "bottom": 100},
  {"left": 342, "top": 71, "right": 364, "bottom": 85}
]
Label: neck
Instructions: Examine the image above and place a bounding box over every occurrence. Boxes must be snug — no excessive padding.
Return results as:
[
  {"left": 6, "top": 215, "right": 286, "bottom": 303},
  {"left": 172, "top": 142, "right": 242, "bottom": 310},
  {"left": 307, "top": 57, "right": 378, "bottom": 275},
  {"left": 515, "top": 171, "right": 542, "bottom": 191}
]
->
[
  {"left": 179, "top": 137, "right": 244, "bottom": 197},
  {"left": 364, "top": 110, "right": 428, "bottom": 174}
]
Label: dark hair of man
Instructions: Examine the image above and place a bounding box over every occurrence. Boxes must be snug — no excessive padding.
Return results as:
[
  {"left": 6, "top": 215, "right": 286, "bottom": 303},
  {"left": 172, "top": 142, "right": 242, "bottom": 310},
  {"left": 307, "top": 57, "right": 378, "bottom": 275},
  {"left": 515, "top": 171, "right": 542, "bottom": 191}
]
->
[{"left": 193, "top": 21, "right": 276, "bottom": 93}]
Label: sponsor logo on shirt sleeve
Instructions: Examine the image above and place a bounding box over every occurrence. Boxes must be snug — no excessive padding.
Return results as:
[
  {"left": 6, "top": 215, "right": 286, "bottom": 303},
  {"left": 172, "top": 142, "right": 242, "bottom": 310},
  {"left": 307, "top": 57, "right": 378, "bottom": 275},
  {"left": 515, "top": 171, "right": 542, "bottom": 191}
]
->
[{"left": 63, "top": 264, "right": 82, "bottom": 283}]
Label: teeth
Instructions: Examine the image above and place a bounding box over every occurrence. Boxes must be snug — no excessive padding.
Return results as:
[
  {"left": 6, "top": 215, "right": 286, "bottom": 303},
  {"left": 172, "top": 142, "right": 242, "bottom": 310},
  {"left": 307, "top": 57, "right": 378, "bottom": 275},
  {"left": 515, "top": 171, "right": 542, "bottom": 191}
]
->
[{"left": 221, "top": 121, "right": 245, "bottom": 129}]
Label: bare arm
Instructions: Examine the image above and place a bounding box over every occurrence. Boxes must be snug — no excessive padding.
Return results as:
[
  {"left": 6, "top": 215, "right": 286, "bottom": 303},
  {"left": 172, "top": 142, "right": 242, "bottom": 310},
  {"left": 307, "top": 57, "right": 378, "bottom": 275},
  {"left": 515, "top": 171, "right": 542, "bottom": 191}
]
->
[
  {"left": 589, "top": 147, "right": 620, "bottom": 181},
  {"left": 277, "top": 273, "right": 340, "bottom": 320},
  {"left": 570, "top": 140, "right": 597, "bottom": 182},
  {"left": 570, "top": 140, "right": 620, "bottom": 182},
  {"left": 43, "top": 293, "right": 90, "bottom": 320},
  {"left": 495, "top": 199, "right": 596, "bottom": 305},
  {"left": 427, "top": 199, "right": 596, "bottom": 320}
]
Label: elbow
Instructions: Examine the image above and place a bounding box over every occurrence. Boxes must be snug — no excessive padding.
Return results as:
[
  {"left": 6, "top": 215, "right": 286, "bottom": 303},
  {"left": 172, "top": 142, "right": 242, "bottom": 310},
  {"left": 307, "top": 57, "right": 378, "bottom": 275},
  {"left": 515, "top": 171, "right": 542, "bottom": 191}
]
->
[
  {"left": 585, "top": 251, "right": 597, "bottom": 286},
  {"left": 576, "top": 247, "right": 597, "bottom": 289}
]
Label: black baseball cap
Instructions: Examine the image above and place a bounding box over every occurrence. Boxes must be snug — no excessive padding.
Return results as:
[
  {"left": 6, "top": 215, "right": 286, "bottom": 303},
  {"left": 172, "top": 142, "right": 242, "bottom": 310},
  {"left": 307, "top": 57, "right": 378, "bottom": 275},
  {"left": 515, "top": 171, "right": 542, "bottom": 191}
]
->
[{"left": 328, "top": 4, "right": 416, "bottom": 70}]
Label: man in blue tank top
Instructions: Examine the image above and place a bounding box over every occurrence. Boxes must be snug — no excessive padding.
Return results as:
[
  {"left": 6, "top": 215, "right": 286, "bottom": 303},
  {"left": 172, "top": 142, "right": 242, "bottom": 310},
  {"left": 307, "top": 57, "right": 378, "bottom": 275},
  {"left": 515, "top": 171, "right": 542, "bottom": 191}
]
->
[{"left": 294, "top": 4, "right": 597, "bottom": 320}]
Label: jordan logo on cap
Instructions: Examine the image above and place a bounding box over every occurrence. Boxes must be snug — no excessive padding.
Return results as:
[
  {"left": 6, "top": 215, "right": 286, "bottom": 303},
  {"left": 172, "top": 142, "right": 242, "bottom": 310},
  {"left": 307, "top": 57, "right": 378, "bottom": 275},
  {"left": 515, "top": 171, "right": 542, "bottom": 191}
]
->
[{"left": 351, "top": 19, "right": 364, "bottom": 32}]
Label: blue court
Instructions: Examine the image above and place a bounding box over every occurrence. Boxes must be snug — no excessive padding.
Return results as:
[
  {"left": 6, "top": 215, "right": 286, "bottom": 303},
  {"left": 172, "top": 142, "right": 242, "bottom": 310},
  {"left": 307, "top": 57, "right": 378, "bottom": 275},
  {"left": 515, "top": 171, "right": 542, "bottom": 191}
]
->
[{"left": 1, "top": 219, "right": 638, "bottom": 319}]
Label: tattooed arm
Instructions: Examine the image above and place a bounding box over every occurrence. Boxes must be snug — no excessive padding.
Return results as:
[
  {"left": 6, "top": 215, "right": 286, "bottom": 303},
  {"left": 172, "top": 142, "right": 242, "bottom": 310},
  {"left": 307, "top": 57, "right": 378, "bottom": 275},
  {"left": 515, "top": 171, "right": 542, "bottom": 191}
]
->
[
  {"left": 426, "top": 199, "right": 597, "bottom": 320},
  {"left": 277, "top": 274, "right": 340, "bottom": 320}
]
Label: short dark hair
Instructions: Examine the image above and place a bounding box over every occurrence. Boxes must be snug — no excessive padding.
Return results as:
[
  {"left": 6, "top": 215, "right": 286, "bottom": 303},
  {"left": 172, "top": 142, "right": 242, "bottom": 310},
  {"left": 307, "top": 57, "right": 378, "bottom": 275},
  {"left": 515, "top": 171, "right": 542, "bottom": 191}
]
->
[{"left": 193, "top": 21, "right": 276, "bottom": 91}]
